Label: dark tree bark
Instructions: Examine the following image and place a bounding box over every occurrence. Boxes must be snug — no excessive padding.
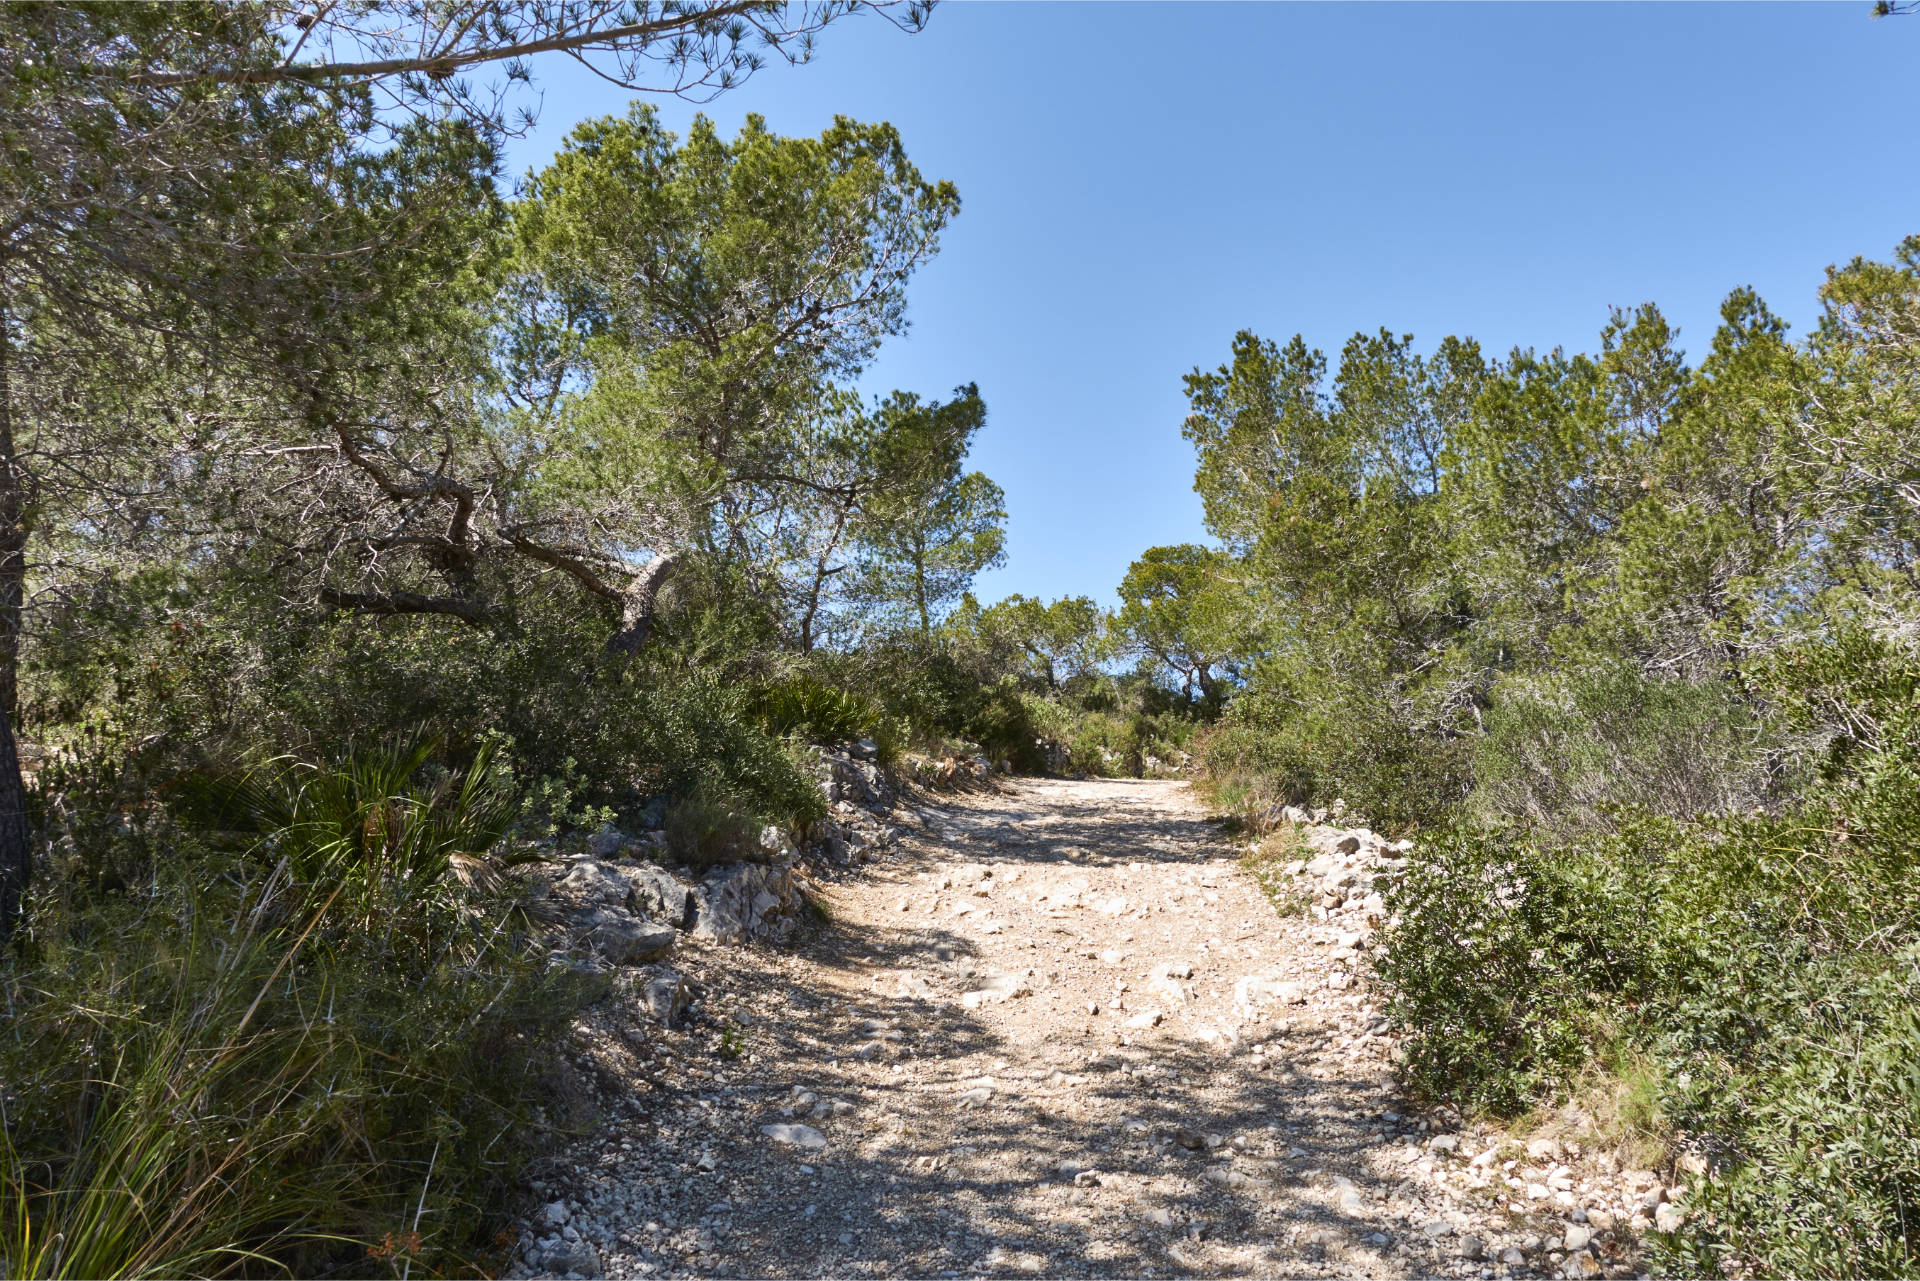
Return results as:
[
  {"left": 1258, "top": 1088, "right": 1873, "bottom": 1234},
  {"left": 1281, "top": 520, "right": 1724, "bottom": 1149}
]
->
[
  {"left": 0, "top": 298, "right": 29, "bottom": 945},
  {"left": 0, "top": 296, "right": 23, "bottom": 728},
  {"left": 0, "top": 701, "right": 28, "bottom": 947}
]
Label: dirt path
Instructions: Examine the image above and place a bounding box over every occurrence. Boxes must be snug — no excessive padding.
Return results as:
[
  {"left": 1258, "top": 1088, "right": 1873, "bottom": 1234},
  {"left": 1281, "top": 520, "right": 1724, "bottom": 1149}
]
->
[{"left": 513, "top": 779, "right": 1603, "bottom": 1280}]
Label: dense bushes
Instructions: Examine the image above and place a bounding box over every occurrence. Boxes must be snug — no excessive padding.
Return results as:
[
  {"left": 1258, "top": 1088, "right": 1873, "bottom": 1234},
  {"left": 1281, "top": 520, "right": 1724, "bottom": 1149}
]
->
[
  {"left": 1026, "top": 684, "right": 1200, "bottom": 778},
  {"left": 1199, "top": 680, "right": 1473, "bottom": 834},
  {"left": 1374, "top": 831, "right": 1635, "bottom": 1114},
  {"left": 801, "top": 637, "right": 1052, "bottom": 772},
  {"left": 1377, "top": 634, "right": 1920, "bottom": 1276},
  {"left": 2, "top": 746, "right": 581, "bottom": 1278},
  {"left": 1467, "top": 661, "right": 1790, "bottom": 840},
  {"left": 4, "top": 30, "right": 1043, "bottom": 1278},
  {"left": 1168, "top": 244, "right": 1920, "bottom": 1274},
  {"left": 44, "top": 587, "right": 832, "bottom": 841}
]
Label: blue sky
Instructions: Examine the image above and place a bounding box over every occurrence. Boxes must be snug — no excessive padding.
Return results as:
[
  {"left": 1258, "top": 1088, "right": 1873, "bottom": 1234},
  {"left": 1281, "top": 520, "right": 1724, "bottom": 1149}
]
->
[{"left": 501, "top": 2, "right": 1920, "bottom": 609}]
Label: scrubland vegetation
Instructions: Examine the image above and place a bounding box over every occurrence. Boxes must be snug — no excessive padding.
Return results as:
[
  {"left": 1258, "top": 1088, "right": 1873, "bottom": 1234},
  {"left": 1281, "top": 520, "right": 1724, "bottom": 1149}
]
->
[
  {"left": 1172, "top": 259, "right": 1920, "bottom": 1276},
  {"left": 4, "top": 2, "right": 1920, "bottom": 1277}
]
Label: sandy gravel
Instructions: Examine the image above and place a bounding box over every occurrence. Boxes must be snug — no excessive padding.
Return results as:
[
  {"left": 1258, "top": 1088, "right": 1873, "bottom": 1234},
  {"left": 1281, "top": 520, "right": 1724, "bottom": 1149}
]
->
[{"left": 513, "top": 778, "right": 1643, "bottom": 1280}]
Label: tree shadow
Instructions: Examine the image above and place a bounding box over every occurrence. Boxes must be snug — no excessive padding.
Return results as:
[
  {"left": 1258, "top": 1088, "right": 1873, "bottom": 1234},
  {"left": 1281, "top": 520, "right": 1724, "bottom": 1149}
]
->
[{"left": 541, "top": 780, "right": 1444, "bottom": 1280}]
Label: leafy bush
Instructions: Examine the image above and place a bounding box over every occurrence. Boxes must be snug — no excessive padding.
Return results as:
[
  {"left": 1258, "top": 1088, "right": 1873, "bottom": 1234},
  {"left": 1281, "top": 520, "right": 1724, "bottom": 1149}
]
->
[
  {"left": 662, "top": 777, "right": 776, "bottom": 870},
  {"left": 1196, "top": 678, "right": 1472, "bottom": 834},
  {"left": 1024, "top": 696, "right": 1198, "bottom": 778},
  {"left": 1375, "top": 828, "right": 1644, "bottom": 1114},
  {"left": 750, "top": 675, "right": 878, "bottom": 745},
  {"left": 1375, "top": 631, "right": 1920, "bottom": 1276},
  {"left": 170, "top": 737, "right": 529, "bottom": 891},
  {"left": 98, "top": 597, "right": 826, "bottom": 834},
  {"left": 963, "top": 677, "right": 1046, "bottom": 773}
]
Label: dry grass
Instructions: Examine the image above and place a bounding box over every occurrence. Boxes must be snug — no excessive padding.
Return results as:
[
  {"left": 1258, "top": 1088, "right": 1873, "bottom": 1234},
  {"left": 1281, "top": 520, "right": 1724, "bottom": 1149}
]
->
[
  {"left": 1238, "top": 822, "right": 1311, "bottom": 917},
  {"left": 1488, "top": 1043, "right": 1675, "bottom": 1177}
]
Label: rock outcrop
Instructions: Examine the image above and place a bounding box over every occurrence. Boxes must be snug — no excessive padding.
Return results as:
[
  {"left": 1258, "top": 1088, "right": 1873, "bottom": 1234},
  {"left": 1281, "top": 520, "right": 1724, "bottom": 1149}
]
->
[{"left": 535, "top": 743, "right": 919, "bottom": 968}]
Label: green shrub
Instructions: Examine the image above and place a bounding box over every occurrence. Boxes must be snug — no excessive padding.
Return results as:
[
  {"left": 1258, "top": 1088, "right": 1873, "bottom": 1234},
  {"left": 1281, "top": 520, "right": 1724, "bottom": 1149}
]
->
[
  {"left": 963, "top": 677, "right": 1046, "bottom": 772},
  {"left": 1374, "top": 632, "right": 1920, "bottom": 1275},
  {"left": 88, "top": 595, "right": 825, "bottom": 834},
  {"left": 662, "top": 777, "right": 774, "bottom": 869},
  {"left": 750, "top": 675, "right": 878, "bottom": 745},
  {"left": 1375, "top": 828, "right": 1644, "bottom": 1114},
  {"left": 1, "top": 852, "right": 578, "bottom": 1278},
  {"left": 2, "top": 735, "right": 585, "bottom": 1278},
  {"left": 169, "top": 737, "right": 530, "bottom": 891},
  {"left": 1196, "top": 680, "right": 1471, "bottom": 834}
]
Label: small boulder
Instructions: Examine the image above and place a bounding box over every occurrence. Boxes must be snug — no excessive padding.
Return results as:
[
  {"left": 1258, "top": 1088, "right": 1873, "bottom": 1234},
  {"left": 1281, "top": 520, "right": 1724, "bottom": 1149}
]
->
[
  {"left": 760, "top": 1123, "right": 828, "bottom": 1150},
  {"left": 573, "top": 907, "right": 676, "bottom": 965},
  {"left": 561, "top": 860, "right": 636, "bottom": 909},
  {"left": 548, "top": 1242, "right": 603, "bottom": 1279},
  {"left": 692, "top": 861, "right": 800, "bottom": 944},
  {"left": 620, "top": 863, "right": 696, "bottom": 929},
  {"left": 587, "top": 825, "right": 629, "bottom": 858},
  {"left": 1233, "top": 974, "right": 1306, "bottom": 1012},
  {"left": 960, "top": 972, "right": 1032, "bottom": 1006},
  {"left": 642, "top": 971, "right": 691, "bottom": 1025}
]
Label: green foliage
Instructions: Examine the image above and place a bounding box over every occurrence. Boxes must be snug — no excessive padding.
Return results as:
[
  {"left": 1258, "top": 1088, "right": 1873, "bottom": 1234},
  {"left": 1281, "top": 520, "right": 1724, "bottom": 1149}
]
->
[
  {"left": 5, "top": 13, "right": 1007, "bottom": 1281},
  {"left": 802, "top": 632, "right": 1041, "bottom": 768},
  {"left": 1114, "top": 544, "right": 1246, "bottom": 710},
  {"left": 170, "top": 737, "right": 529, "bottom": 891},
  {"left": 1174, "top": 242, "right": 1920, "bottom": 1273},
  {"left": 963, "top": 677, "right": 1047, "bottom": 774},
  {"left": 1469, "top": 660, "right": 1787, "bottom": 839},
  {"left": 95, "top": 597, "right": 826, "bottom": 834},
  {"left": 1027, "top": 693, "right": 1197, "bottom": 778},
  {"left": 752, "top": 675, "right": 879, "bottom": 746},
  {"left": 2, "top": 823, "right": 577, "bottom": 1277},
  {"left": 852, "top": 388, "right": 1008, "bottom": 635},
  {"left": 662, "top": 777, "right": 775, "bottom": 870},
  {"left": 1377, "top": 630, "right": 1920, "bottom": 1275},
  {"left": 1376, "top": 830, "right": 1640, "bottom": 1114},
  {"left": 1200, "top": 677, "right": 1472, "bottom": 834},
  {"left": 964, "top": 593, "right": 1110, "bottom": 691}
]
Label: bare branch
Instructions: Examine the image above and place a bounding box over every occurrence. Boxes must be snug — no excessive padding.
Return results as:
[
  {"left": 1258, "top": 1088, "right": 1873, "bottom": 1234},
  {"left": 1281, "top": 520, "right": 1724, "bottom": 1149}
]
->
[
  {"left": 318, "top": 586, "right": 493, "bottom": 625},
  {"left": 122, "top": 1, "right": 775, "bottom": 89}
]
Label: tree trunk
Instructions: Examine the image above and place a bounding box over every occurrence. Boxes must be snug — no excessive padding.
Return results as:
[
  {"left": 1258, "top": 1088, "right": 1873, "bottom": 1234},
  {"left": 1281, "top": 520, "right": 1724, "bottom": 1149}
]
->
[
  {"left": 0, "top": 295, "right": 30, "bottom": 945},
  {"left": 798, "top": 497, "right": 856, "bottom": 653},
  {"left": 605, "top": 550, "right": 682, "bottom": 657},
  {"left": 0, "top": 701, "right": 30, "bottom": 946},
  {"left": 913, "top": 532, "right": 930, "bottom": 636},
  {"left": 0, "top": 295, "right": 23, "bottom": 727}
]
